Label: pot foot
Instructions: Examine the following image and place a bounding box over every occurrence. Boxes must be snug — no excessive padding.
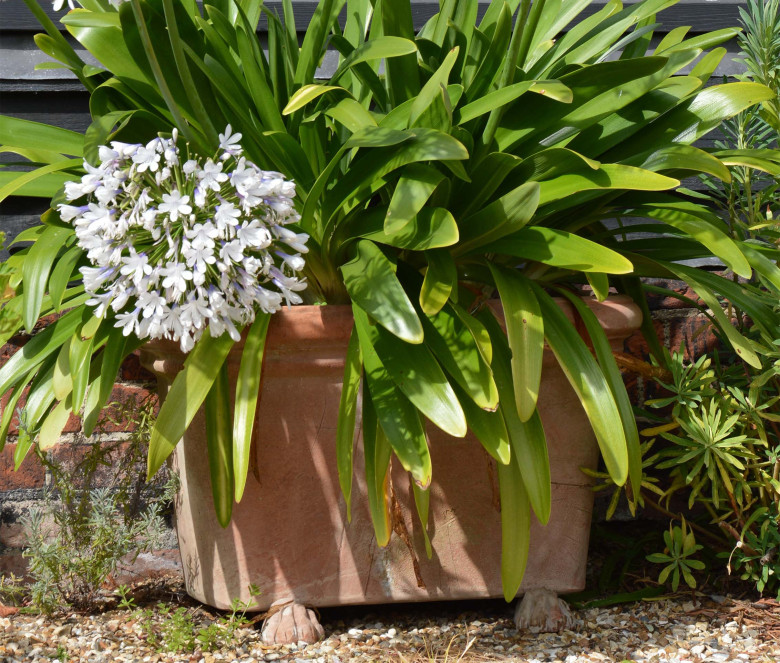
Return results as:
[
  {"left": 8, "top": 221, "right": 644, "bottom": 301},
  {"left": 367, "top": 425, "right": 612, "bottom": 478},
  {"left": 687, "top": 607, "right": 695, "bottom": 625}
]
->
[
  {"left": 514, "top": 588, "right": 574, "bottom": 633},
  {"left": 261, "top": 597, "right": 325, "bottom": 645}
]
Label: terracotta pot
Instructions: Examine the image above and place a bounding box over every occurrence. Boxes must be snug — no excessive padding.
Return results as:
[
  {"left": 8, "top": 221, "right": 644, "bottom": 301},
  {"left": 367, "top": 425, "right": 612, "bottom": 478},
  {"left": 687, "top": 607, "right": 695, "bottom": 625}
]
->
[{"left": 140, "top": 297, "right": 641, "bottom": 611}]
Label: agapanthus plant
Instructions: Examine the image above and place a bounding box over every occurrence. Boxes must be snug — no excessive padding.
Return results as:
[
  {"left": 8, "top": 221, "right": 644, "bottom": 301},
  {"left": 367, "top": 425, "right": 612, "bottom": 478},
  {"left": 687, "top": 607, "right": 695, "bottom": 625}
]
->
[
  {"left": 3, "top": 0, "right": 780, "bottom": 602},
  {"left": 59, "top": 127, "right": 307, "bottom": 353}
]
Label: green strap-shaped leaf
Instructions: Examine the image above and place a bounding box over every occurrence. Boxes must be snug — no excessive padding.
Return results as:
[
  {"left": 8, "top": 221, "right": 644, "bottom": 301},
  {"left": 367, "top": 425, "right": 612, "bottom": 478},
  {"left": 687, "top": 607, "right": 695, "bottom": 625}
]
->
[
  {"left": 0, "top": 383, "right": 25, "bottom": 452},
  {"left": 586, "top": 272, "right": 610, "bottom": 302},
  {"left": 233, "top": 314, "right": 271, "bottom": 503},
  {"left": 479, "top": 308, "right": 551, "bottom": 525},
  {"left": 607, "top": 82, "right": 775, "bottom": 159},
  {"left": 336, "top": 326, "right": 362, "bottom": 521},
  {"left": 68, "top": 328, "right": 94, "bottom": 412},
  {"left": 489, "top": 265, "right": 544, "bottom": 422},
  {"left": 0, "top": 115, "right": 84, "bottom": 157},
  {"left": 283, "top": 84, "right": 345, "bottom": 115},
  {"left": 455, "top": 181, "right": 540, "bottom": 255},
  {"left": 324, "top": 98, "right": 378, "bottom": 134},
  {"left": 559, "top": 291, "right": 642, "bottom": 503},
  {"left": 355, "top": 304, "right": 466, "bottom": 438},
  {"left": 453, "top": 381, "right": 511, "bottom": 464},
  {"left": 422, "top": 304, "right": 498, "bottom": 411},
  {"left": 458, "top": 80, "right": 572, "bottom": 124},
  {"left": 14, "top": 425, "right": 35, "bottom": 471},
  {"left": 624, "top": 201, "right": 751, "bottom": 278},
  {"left": 53, "top": 337, "right": 74, "bottom": 402},
  {"left": 322, "top": 129, "right": 468, "bottom": 237},
  {"left": 362, "top": 383, "right": 393, "bottom": 547},
  {"left": 352, "top": 207, "right": 459, "bottom": 251},
  {"left": 385, "top": 164, "right": 445, "bottom": 234},
  {"left": 354, "top": 305, "right": 432, "bottom": 488},
  {"left": 740, "top": 243, "right": 780, "bottom": 293},
  {"left": 163, "top": 0, "right": 221, "bottom": 145},
  {"left": 536, "top": 164, "right": 678, "bottom": 206},
  {"left": 484, "top": 226, "right": 634, "bottom": 274},
  {"left": 530, "top": 284, "right": 629, "bottom": 486},
  {"left": 0, "top": 158, "right": 82, "bottom": 205},
  {"left": 497, "top": 454, "right": 531, "bottom": 602},
  {"left": 659, "top": 262, "right": 762, "bottom": 368},
  {"left": 23, "top": 356, "right": 58, "bottom": 432},
  {"left": 147, "top": 332, "right": 236, "bottom": 479},
  {"left": 48, "top": 245, "right": 82, "bottom": 313},
  {"left": 340, "top": 240, "right": 423, "bottom": 344},
  {"left": 408, "top": 47, "right": 459, "bottom": 128},
  {"left": 39, "top": 397, "right": 72, "bottom": 451},
  {"left": 411, "top": 479, "right": 433, "bottom": 559},
  {"left": 330, "top": 36, "right": 418, "bottom": 82},
  {"left": 0, "top": 171, "right": 73, "bottom": 198},
  {"left": 381, "top": 0, "right": 421, "bottom": 105},
  {"left": 420, "top": 250, "right": 457, "bottom": 316},
  {"left": 21, "top": 225, "right": 72, "bottom": 333},
  {"left": 0, "top": 308, "right": 83, "bottom": 397},
  {"left": 296, "top": 0, "right": 346, "bottom": 85},
  {"left": 205, "top": 363, "right": 235, "bottom": 527},
  {"left": 639, "top": 144, "right": 731, "bottom": 182},
  {"left": 83, "top": 332, "right": 144, "bottom": 437}
]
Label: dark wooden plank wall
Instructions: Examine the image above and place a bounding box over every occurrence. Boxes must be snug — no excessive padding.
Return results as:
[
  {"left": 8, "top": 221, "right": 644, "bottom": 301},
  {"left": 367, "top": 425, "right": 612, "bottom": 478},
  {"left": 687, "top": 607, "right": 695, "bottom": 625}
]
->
[{"left": 0, "top": 0, "right": 747, "bottom": 260}]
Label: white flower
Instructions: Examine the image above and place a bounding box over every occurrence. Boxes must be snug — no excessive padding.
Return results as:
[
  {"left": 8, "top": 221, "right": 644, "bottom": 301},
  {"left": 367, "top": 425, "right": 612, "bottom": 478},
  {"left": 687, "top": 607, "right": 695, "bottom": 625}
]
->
[
  {"left": 120, "top": 251, "right": 152, "bottom": 286},
  {"left": 52, "top": 0, "right": 78, "bottom": 11},
  {"left": 159, "top": 190, "right": 192, "bottom": 221},
  {"left": 237, "top": 220, "right": 272, "bottom": 249},
  {"left": 220, "top": 239, "right": 244, "bottom": 264},
  {"left": 115, "top": 309, "right": 140, "bottom": 336},
  {"left": 160, "top": 261, "right": 193, "bottom": 296},
  {"left": 198, "top": 159, "right": 228, "bottom": 192},
  {"left": 58, "top": 204, "right": 84, "bottom": 222},
  {"left": 218, "top": 125, "right": 243, "bottom": 159},
  {"left": 276, "top": 251, "right": 306, "bottom": 272},
  {"left": 273, "top": 226, "right": 309, "bottom": 253},
  {"left": 132, "top": 145, "right": 161, "bottom": 172},
  {"left": 64, "top": 180, "right": 88, "bottom": 200},
  {"left": 214, "top": 201, "right": 242, "bottom": 231},
  {"left": 179, "top": 294, "right": 211, "bottom": 329},
  {"left": 186, "top": 221, "right": 218, "bottom": 250}
]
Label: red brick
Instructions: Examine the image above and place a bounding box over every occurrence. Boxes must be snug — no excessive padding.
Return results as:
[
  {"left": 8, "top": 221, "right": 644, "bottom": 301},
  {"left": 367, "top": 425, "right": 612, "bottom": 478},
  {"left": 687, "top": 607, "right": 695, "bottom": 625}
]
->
[
  {"left": 667, "top": 314, "right": 718, "bottom": 359},
  {"left": 47, "top": 440, "right": 144, "bottom": 488},
  {"left": 0, "top": 443, "right": 45, "bottom": 490},
  {"left": 644, "top": 278, "right": 705, "bottom": 310},
  {"left": 623, "top": 320, "right": 665, "bottom": 362},
  {"left": 91, "top": 384, "right": 157, "bottom": 433}
]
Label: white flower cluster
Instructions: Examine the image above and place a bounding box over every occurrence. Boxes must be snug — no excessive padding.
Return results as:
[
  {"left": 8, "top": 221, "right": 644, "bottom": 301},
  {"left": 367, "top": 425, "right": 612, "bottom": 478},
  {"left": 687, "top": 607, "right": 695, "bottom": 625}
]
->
[{"left": 59, "top": 126, "right": 308, "bottom": 352}]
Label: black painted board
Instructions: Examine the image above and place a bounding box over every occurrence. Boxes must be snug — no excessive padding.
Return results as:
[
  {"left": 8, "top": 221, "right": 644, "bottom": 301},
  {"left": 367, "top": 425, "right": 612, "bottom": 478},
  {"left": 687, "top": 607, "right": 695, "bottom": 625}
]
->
[{"left": 0, "top": 0, "right": 747, "bottom": 33}]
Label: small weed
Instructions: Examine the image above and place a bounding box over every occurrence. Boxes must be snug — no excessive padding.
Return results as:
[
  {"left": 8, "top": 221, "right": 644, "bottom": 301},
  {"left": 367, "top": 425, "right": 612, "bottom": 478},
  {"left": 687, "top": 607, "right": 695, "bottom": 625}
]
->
[
  {"left": 0, "top": 572, "right": 26, "bottom": 607},
  {"left": 114, "top": 584, "right": 137, "bottom": 611},
  {"left": 134, "top": 585, "right": 261, "bottom": 653}
]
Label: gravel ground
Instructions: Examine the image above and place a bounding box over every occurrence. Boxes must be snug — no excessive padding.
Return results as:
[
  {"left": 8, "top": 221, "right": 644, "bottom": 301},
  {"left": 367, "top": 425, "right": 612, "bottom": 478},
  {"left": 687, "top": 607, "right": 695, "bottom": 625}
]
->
[{"left": 1, "top": 576, "right": 779, "bottom": 663}]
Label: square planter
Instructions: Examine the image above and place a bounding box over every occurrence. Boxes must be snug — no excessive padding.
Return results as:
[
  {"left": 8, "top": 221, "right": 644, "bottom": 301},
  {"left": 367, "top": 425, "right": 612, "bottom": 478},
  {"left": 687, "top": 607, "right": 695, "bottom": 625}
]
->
[{"left": 140, "top": 297, "right": 640, "bottom": 611}]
